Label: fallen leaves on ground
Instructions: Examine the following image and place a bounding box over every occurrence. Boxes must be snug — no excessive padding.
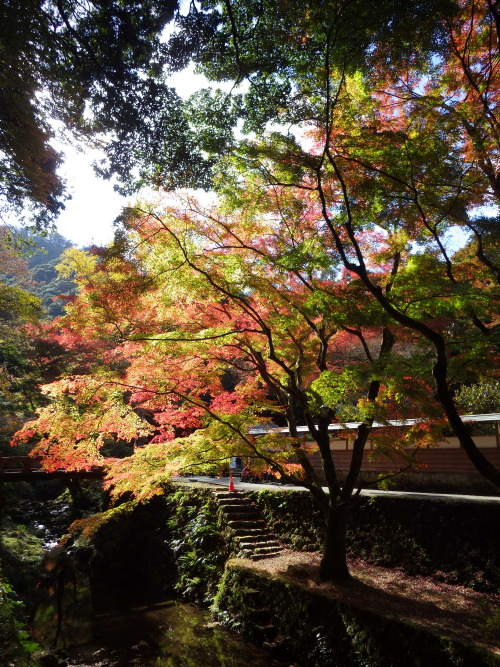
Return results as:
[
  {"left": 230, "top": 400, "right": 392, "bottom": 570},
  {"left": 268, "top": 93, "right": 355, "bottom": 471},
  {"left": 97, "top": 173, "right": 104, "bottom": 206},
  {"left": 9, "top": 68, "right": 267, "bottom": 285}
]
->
[{"left": 239, "top": 551, "right": 500, "bottom": 652}]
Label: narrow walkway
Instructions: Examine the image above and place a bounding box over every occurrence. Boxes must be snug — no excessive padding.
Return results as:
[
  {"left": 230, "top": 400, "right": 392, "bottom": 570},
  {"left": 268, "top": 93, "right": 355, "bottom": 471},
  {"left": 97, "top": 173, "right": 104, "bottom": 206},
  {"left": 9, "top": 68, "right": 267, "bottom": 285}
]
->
[{"left": 175, "top": 475, "right": 500, "bottom": 504}]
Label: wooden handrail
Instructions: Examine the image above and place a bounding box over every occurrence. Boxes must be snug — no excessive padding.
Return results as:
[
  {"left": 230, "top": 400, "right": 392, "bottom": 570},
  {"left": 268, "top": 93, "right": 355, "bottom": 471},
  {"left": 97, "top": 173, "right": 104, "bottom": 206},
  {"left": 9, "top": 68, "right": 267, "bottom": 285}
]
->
[{"left": 0, "top": 456, "right": 105, "bottom": 480}]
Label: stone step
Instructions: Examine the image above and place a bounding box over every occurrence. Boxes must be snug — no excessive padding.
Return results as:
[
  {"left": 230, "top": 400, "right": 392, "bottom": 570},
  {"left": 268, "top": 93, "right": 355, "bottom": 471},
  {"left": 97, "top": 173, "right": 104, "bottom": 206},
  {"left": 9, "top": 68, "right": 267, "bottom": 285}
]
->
[
  {"left": 220, "top": 503, "right": 258, "bottom": 512},
  {"left": 223, "top": 511, "right": 261, "bottom": 521},
  {"left": 236, "top": 535, "right": 273, "bottom": 544},
  {"left": 240, "top": 540, "right": 281, "bottom": 550},
  {"left": 221, "top": 506, "right": 257, "bottom": 514},
  {"left": 237, "top": 531, "right": 277, "bottom": 541},
  {"left": 250, "top": 551, "right": 282, "bottom": 561},
  {"left": 253, "top": 545, "right": 282, "bottom": 554},
  {"left": 237, "top": 533, "right": 277, "bottom": 544},
  {"left": 217, "top": 498, "right": 251, "bottom": 506},
  {"left": 222, "top": 507, "right": 262, "bottom": 519},
  {"left": 243, "top": 545, "right": 282, "bottom": 557},
  {"left": 232, "top": 528, "right": 269, "bottom": 537},
  {"left": 225, "top": 511, "right": 261, "bottom": 520},
  {"left": 227, "top": 519, "right": 267, "bottom": 530}
]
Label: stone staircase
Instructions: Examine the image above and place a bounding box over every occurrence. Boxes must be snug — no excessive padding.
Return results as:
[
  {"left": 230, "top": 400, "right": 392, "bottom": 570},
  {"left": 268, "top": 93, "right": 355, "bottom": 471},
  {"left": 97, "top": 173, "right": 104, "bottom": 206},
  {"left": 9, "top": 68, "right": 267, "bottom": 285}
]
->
[{"left": 215, "top": 491, "right": 283, "bottom": 560}]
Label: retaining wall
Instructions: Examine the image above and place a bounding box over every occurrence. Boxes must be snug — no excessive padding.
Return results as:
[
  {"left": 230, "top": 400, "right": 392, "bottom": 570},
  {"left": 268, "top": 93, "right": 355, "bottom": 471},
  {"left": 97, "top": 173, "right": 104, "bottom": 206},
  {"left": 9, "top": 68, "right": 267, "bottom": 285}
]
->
[{"left": 214, "top": 561, "right": 500, "bottom": 667}]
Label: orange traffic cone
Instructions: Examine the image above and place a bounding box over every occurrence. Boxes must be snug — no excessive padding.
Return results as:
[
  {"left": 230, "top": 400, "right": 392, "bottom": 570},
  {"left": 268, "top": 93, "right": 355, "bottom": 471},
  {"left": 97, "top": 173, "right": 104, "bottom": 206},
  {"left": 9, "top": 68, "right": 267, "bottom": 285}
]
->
[{"left": 229, "top": 474, "right": 235, "bottom": 492}]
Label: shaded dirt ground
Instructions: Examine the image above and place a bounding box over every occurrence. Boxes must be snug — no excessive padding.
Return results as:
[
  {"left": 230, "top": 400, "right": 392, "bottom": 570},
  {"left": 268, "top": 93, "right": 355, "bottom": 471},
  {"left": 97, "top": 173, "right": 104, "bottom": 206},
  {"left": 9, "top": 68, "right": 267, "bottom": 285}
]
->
[{"left": 244, "top": 550, "right": 500, "bottom": 655}]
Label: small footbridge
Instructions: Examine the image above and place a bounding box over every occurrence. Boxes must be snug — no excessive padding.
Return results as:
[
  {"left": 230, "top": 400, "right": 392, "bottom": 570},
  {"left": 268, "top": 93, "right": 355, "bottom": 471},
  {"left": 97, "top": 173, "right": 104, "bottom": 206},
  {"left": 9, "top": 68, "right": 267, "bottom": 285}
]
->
[{"left": 0, "top": 456, "right": 105, "bottom": 481}]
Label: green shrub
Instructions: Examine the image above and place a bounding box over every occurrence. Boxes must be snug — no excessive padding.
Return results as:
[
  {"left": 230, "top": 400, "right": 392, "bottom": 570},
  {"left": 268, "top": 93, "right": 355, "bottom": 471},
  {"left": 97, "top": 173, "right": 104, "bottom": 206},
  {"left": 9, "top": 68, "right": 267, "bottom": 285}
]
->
[
  {"left": 0, "top": 566, "right": 41, "bottom": 666},
  {"left": 166, "top": 488, "right": 237, "bottom": 601}
]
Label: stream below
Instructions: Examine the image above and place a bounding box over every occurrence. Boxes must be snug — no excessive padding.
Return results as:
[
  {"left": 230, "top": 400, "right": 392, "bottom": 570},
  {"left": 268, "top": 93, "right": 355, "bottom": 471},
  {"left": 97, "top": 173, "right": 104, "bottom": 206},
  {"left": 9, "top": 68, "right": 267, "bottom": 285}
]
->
[
  {"left": 34, "top": 595, "right": 290, "bottom": 667},
  {"left": 4, "top": 487, "right": 293, "bottom": 666}
]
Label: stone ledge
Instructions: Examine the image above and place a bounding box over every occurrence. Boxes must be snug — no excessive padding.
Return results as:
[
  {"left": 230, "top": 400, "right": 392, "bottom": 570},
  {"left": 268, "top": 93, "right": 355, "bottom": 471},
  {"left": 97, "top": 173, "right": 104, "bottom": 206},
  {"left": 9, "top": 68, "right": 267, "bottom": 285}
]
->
[{"left": 214, "top": 556, "right": 500, "bottom": 666}]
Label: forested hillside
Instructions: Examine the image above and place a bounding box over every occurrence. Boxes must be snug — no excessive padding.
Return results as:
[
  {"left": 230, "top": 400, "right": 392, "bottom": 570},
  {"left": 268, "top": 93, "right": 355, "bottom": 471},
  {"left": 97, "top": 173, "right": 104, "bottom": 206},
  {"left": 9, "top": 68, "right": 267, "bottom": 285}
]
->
[
  {"left": 1, "top": 229, "right": 77, "bottom": 318},
  {"left": 0, "top": 229, "right": 80, "bottom": 452}
]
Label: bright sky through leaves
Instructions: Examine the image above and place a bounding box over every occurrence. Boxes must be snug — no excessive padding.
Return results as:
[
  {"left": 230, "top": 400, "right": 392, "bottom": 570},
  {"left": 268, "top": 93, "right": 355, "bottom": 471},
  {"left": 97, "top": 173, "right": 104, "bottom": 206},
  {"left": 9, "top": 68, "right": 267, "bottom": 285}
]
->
[{"left": 53, "top": 64, "right": 211, "bottom": 246}]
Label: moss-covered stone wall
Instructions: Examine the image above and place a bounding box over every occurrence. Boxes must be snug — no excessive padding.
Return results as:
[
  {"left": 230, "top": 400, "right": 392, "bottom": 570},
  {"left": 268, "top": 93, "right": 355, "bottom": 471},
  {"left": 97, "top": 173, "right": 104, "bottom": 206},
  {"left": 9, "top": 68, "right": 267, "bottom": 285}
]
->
[
  {"left": 4, "top": 484, "right": 499, "bottom": 665},
  {"left": 68, "top": 486, "right": 239, "bottom": 608},
  {"left": 214, "top": 561, "right": 500, "bottom": 667},
  {"left": 163, "top": 487, "right": 239, "bottom": 601},
  {"left": 248, "top": 490, "right": 500, "bottom": 592}
]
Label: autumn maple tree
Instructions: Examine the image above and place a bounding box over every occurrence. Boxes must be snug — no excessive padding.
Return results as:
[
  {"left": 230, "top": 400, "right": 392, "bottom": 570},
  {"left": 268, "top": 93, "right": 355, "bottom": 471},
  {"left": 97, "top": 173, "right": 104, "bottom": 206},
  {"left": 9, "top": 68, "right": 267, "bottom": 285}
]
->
[
  {"left": 170, "top": 0, "right": 499, "bottom": 489},
  {"left": 11, "top": 183, "right": 486, "bottom": 580},
  {"left": 11, "top": 0, "right": 500, "bottom": 581}
]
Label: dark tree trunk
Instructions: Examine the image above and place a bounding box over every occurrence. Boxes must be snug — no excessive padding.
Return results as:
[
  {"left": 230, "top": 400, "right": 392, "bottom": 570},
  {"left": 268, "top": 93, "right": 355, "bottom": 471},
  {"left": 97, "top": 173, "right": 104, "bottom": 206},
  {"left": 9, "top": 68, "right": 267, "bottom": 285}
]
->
[
  {"left": 66, "top": 478, "right": 90, "bottom": 516},
  {"left": 318, "top": 333, "right": 395, "bottom": 580},
  {"left": 358, "top": 269, "right": 500, "bottom": 490},
  {"left": 319, "top": 499, "right": 350, "bottom": 581},
  {"left": 433, "top": 355, "right": 500, "bottom": 489}
]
